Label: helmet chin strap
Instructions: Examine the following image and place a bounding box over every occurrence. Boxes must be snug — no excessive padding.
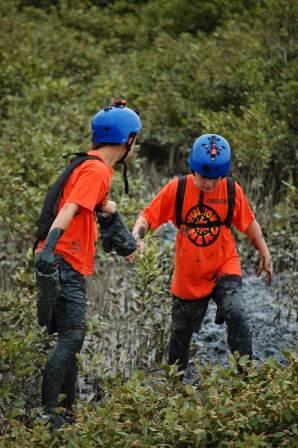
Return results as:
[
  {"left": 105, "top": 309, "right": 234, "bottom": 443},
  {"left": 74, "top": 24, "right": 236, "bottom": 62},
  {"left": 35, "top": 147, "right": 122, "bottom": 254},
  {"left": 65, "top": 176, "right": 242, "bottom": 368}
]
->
[
  {"left": 122, "top": 160, "right": 129, "bottom": 194},
  {"left": 117, "top": 143, "right": 131, "bottom": 195}
]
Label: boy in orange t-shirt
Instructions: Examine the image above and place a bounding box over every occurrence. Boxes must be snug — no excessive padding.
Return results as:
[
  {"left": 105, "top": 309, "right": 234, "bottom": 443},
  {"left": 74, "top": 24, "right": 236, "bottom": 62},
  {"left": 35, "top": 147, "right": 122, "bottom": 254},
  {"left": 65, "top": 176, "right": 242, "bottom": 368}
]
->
[
  {"left": 35, "top": 100, "right": 142, "bottom": 427},
  {"left": 133, "top": 134, "right": 272, "bottom": 375}
]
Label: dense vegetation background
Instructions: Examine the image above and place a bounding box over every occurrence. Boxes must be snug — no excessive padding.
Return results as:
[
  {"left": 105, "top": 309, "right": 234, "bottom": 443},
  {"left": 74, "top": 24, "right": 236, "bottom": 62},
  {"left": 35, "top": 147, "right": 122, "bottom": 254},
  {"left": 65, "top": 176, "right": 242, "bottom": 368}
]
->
[{"left": 0, "top": 0, "right": 297, "bottom": 446}]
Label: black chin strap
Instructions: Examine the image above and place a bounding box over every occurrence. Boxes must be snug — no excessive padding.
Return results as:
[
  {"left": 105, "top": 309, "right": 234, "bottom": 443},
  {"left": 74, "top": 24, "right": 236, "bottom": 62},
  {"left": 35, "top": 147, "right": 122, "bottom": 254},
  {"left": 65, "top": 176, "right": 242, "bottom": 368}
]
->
[
  {"left": 199, "top": 190, "right": 204, "bottom": 211},
  {"left": 122, "top": 160, "right": 129, "bottom": 195},
  {"left": 118, "top": 143, "right": 131, "bottom": 195}
]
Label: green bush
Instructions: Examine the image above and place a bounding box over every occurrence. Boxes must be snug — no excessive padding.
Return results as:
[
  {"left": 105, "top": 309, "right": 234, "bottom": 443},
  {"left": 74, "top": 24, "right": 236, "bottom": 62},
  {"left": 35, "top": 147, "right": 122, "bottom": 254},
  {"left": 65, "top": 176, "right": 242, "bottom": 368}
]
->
[{"left": 0, "top": 0, "right": 297, "bottom": 444}]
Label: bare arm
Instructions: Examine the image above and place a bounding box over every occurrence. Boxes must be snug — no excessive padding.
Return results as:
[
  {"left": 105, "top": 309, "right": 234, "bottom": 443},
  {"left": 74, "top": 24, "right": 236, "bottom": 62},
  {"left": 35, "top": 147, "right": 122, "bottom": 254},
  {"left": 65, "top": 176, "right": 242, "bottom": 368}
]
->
[
  {"left": 132, "top": 215, "right": 149, "bottom": 240},
  {"left": 50, "top": 202, "right": 80, "bottom": 231},
  {"left": 132, "top": 215, "right": 150, "bottom": 253},
  {"left": 244, "top": 219, "right": 272, "bottom": 285}
]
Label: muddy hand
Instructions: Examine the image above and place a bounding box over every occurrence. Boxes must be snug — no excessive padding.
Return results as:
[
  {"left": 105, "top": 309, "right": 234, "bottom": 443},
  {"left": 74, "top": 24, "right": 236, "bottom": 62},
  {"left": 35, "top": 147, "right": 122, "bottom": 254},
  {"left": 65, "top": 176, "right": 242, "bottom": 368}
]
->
[
  {"left": 256, "top": 255, "right": 273, "bottom": 286},
  {"left": 137, "top": 239, "right": 145, "bottom": 255},
  {"left": 126, "top": 251, "right": 136, "bottom": 263},
  {"left": 126, "top": 239, "right": 145, "bottom": 262}
]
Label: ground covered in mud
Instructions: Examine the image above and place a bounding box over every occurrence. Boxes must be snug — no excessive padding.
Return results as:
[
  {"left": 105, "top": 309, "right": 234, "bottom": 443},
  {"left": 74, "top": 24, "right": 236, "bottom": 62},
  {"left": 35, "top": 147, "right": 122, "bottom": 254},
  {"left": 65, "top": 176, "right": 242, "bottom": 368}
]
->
[
  {"left": 188, "top": 271, "right": 297, "bottom": 372},
  {"left": 158, "top": 222, "right": 297, "bottom": 374}
]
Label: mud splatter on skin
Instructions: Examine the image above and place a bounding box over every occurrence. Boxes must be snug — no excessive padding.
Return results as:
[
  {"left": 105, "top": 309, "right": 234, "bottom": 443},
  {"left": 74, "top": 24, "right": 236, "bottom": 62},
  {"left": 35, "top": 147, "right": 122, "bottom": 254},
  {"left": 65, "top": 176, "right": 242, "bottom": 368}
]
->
[{"left": 138, "top": 226, "right": 146, "bottom": 240}]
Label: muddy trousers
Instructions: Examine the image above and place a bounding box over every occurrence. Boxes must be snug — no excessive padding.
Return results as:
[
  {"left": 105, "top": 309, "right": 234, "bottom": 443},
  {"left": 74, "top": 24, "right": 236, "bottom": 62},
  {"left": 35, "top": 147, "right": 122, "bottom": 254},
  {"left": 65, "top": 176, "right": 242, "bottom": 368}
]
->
[
  {"left": 41, "top": 258, "right": 86, "bottom": 412},
  {"left": 168, "top": 276, "right": 252, "bottom": 371}
]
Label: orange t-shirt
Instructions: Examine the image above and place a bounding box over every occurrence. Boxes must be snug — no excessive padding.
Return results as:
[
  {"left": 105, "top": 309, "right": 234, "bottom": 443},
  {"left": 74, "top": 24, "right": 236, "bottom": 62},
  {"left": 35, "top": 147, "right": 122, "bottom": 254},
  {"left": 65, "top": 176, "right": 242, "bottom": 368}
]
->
[
  {"left": 142, "top": 175, "right": 255, "bottom": 299},
  {"left": 38, "top": 151, "right": 113, "bottom": 275}
]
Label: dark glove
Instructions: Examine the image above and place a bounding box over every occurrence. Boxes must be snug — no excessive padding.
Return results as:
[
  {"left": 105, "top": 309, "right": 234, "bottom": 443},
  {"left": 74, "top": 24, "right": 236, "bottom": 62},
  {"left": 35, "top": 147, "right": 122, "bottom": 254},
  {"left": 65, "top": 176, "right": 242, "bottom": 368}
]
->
[
  {"left": 35, "top": 267, "right": 60, "bottom": 334},
  {"left": 215, "top": 302, "right": 225, "bottom": 325},
  {"left": 98, "top": 211, "right": 137, "bottom": 257},
  {"left": 35, "top": 228, "right": 64, "bottom": 274},
  {"left": 97, "top": 213, "right": 114, "bottom": 253},
  {"left": 34, "top": 228, "right": 64, "bottom": 334},
  {"left": 35, "top": 249, "right": 57, "bottom": 275}
]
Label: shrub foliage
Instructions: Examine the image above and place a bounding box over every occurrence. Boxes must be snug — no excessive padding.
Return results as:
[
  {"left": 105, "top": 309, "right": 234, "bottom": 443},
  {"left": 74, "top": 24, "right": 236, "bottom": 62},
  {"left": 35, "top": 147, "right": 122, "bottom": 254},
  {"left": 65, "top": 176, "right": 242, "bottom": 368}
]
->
[{"left": 0, "top": 0, "right": 297, "bottom": 445}]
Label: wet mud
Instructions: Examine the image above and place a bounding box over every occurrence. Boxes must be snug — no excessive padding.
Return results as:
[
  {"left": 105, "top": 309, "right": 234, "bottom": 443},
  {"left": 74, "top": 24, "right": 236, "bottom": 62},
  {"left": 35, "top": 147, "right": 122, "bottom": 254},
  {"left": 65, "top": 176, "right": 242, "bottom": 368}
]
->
[
  {"left": 189, "top": 271, "right": 297, "bottom": 370},
  {"left": 80, "top": 223, "right": 297, "bottom": 397},
  {"left": 157, "top": 222, "right": 297, "bottom": 370}
]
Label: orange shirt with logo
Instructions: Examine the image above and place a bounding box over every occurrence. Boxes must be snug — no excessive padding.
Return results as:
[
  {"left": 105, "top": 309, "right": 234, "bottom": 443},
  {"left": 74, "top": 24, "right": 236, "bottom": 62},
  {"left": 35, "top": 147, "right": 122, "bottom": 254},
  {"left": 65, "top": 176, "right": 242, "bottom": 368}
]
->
[
  {"left": 38, "top": 151, "right": 113, "bottom": 275},
  {"left": 142, "top": 175, "right": 255, "bottom": 300}
]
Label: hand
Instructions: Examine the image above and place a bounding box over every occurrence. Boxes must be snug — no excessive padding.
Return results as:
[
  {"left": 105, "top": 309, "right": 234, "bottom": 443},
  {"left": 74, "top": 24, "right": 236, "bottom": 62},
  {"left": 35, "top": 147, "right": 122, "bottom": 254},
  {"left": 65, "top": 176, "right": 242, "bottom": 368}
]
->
[
  {"left": 256, "top": 255, "right": 273, "bottom": 286},
  {"left": 132, "top": 219, "right": 148, "bottom": 255},
  {"left": 125, "top": 238, "right": 145, "bottom": 263},
  {"left": 126, "top": 251, "right": 136, "bottom": 263},
  {"left": 35, "top": 249, "right": 57, "bottom": 275},
  {"left": 137, "top": 239, "right": 145, "bottom": 254},
  {"left": 101, "top": 200, "right": 116, "bottom": 215}
]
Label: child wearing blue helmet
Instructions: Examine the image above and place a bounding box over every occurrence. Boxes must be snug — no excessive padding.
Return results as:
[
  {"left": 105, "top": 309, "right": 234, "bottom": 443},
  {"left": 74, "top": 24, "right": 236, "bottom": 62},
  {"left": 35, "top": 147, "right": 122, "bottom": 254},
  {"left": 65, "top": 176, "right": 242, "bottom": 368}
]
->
[
  {"left": 35, "top": 99, "right": 142, "bottom": 427},
  {"left": 133, "top": 134, "right": 272, "bottom": 375}
]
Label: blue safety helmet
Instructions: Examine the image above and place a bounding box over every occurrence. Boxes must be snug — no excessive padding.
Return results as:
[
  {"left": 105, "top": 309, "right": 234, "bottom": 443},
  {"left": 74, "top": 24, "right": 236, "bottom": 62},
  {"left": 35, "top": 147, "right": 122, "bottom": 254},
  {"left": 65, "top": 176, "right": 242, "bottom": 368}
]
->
[
  {"left": 91, "top": 99, "right": 142, "bottom": 145},
  {"left": 188, "top": 134, "right": 231, "bottom": 178}
]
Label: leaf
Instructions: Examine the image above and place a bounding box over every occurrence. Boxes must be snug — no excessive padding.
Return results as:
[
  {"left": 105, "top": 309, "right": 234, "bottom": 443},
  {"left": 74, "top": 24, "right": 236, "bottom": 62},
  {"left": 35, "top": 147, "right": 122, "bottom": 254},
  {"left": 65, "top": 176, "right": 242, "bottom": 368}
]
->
[
  {"left": 238, "top": 355, "right": 250, "bottom": 367},
  {"left": 271, "top": 432, "right": 286, "bottom": 440},
  {"left": 13, "top": 399, "right": 25, "bottom": 407}
]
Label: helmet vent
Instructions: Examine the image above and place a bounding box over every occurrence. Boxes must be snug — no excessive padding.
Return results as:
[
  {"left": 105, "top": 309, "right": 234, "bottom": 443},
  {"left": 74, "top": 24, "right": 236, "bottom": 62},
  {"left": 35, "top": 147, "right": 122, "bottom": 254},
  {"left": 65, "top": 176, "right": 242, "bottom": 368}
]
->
[
  {"left": 104, "top": 127, "right": 110, "bottom": 132},
  {"left": 202, "top": 164, "right": 211, "bottom": 173}
]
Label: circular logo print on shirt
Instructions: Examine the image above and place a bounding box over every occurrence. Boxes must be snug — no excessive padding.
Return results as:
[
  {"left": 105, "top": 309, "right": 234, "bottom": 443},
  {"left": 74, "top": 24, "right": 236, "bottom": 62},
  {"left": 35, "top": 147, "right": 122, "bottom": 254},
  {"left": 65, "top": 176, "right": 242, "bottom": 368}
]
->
[{"left": 184, "top": 204, "right": 221, "bottom": 247}]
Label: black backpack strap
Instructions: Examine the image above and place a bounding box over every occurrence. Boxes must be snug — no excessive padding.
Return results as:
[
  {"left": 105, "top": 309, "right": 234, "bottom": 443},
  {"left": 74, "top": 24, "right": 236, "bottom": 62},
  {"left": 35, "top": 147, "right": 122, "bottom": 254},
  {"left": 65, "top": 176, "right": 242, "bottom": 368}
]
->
[
  {"left": 175, "top": 175, "right": 187, "bottom": 229},
  {"left": 175, "top": 175, "right": 234, "bottom": 231},
  {"left": 33, "top": 154, "right": 102, "bottom": 254},
  {"left": 224, "top": 176, "right": 235, "bottom": 228},
  {"left": 52, "top": 155, "right": 100, "bottom": 213}
]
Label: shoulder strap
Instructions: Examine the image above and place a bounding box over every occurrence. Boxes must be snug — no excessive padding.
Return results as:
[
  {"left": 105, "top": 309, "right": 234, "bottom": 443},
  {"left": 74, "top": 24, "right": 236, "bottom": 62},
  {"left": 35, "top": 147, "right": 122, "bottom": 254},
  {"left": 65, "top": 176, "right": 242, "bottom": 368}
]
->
[
  {"left": 52, "top": 154, "right": 100, "bottom": 214},
  {"left": 174, "top": 175, "right": 235, "bottom": 231},
  {"left": 34, "top": 154, "right": 101, "bottom": 253},
  {"left": 175, "top": 175, "right": 187, "bottom": 229},
  {"left": 224, "top": 176, "right": 235, "bottom": 228}
]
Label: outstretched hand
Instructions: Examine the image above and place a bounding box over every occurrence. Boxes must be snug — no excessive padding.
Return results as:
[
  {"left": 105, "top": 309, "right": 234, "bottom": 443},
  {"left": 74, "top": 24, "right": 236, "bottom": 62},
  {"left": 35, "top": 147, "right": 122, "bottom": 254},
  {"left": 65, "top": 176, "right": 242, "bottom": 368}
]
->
[
  {"left": 136, "top": 239, "right": 145, "bottom": 254},
  {"left": 131, "top": 217, "right": 148, "bottom": 259},
  {"left": 256, "top": 255, "right": 273, "bottom": 286},
  {"left": 125, "top": 240, "right": 145, "bottom": 263}
]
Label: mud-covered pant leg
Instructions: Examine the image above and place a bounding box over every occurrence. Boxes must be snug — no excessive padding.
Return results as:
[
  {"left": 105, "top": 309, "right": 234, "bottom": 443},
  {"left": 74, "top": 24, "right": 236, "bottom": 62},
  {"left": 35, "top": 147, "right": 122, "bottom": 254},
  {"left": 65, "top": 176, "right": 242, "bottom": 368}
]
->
[
  {"left": 213, "top": 276, "right": 252, "bottom": 358},
  {"left": 42, "top": 258, "right": 86, "bottom": 412},
  {"left": 42, "top": 328, "right": 84, "bottom": 410},
  {"left": 168, "top": 296, "right": 209, "bottom": 371},
  {"left": 60, "top": 356, "right": 78, "bottom": 409}
]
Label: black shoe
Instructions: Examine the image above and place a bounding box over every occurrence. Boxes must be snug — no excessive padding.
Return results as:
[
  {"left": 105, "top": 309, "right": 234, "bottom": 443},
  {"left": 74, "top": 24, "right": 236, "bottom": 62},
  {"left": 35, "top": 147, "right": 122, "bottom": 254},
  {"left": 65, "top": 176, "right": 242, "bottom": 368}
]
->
[
  {"left": 44, "top": 409, "right": 66, "bottom": 430},
  {"left": 61, "top": 409, "right": 76, "bottom": 425},
  {"left": 50, "top": 413, "right": 66, "bottom": 429}
]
